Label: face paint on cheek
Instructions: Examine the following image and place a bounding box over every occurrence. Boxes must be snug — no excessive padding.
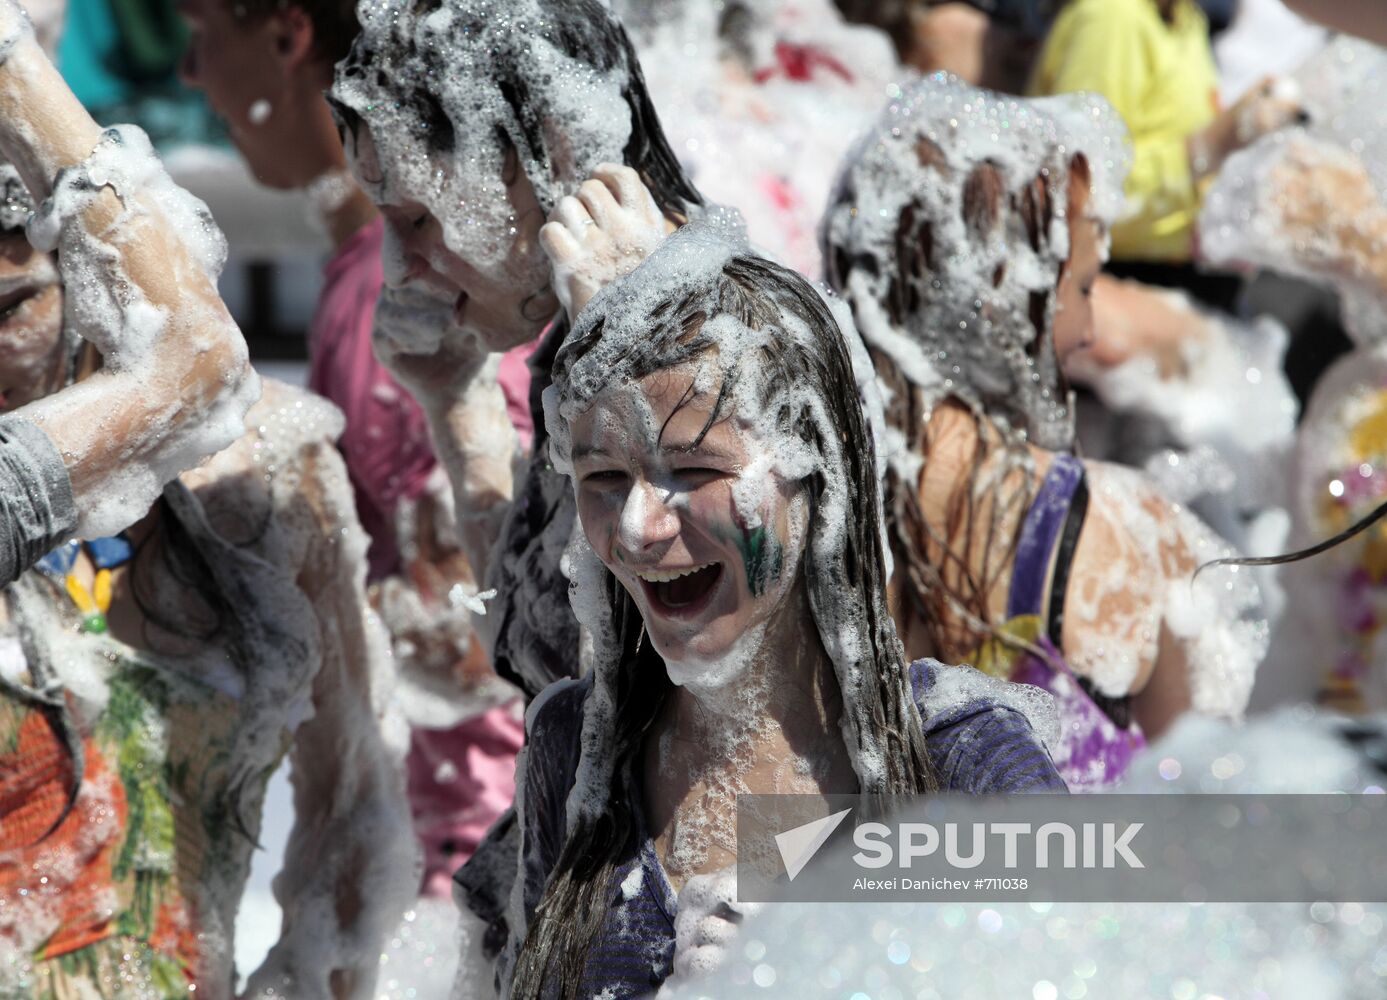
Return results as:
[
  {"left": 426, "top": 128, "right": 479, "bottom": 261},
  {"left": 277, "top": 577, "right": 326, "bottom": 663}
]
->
[{"left": 722, "top": 498, "right": 785, "bottom": 599}]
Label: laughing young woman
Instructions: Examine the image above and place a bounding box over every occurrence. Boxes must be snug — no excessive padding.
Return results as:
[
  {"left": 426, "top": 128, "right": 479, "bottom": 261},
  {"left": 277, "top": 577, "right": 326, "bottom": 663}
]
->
[{"left": 496, "top": 224, "right": 1064, "bottom": 1000}]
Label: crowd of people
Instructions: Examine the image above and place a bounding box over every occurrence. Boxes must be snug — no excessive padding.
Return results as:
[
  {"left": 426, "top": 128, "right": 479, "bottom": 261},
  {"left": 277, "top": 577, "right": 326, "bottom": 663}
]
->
[{"left": 1, "top": 0, "right": 1386, "bottom": 997}]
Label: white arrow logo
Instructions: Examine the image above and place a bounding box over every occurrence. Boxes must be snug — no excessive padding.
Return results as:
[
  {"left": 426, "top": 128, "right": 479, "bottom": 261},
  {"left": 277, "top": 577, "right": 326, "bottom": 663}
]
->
[{"left": 775, "top": 808, "right": 853, "bottom": 881}]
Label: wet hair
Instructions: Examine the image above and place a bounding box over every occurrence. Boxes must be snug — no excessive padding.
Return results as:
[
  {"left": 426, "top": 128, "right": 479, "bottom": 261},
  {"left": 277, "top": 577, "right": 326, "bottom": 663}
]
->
[
  {"left": 0, "top": 165, "right": 33, "bottom": 234},
  {"left": 11, "top": 334, "right": 287, "bottom": 847},
  {"left": 227, "top": 0, "right": 363, "bottom": 65},
  {"left": 330, "top": 0, "right": 702, "bottom": 220},
  {"left": 822, "top": 78, "right": 1125, "bottom": 661},
  {"left": 835, "top": 149, "right": 1091, "bottom": 658},
  {"left": 1199, "top": 496, "right": 1387, "bottom": 577},
  {"left": 511, "top": 250, "right": 936, "bottom": 999}
]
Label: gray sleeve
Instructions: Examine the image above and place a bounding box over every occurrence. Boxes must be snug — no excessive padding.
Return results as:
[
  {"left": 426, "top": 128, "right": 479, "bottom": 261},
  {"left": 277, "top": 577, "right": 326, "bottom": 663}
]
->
[{"left": 0, "top": 414, "right": 76, "bottom": 586}]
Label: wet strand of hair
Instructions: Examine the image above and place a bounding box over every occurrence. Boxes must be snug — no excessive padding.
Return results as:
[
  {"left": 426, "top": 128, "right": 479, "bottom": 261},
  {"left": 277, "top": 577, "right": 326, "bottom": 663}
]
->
[{"left": 1195, "top": 496, "right": 1387, "bottom": 579}]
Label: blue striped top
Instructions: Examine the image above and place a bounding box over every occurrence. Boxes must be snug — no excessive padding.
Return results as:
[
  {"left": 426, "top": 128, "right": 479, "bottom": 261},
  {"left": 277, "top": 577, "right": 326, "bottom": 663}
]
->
[{"left": 507, "top": 659, "right": 1065, "bottom": 998}]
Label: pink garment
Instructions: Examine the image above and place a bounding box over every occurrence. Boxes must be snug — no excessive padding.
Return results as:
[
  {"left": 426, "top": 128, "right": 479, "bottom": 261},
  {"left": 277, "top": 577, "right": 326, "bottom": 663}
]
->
[
  {"left": 307, "top": 216, "right": 536, "bottom": 578},
  {"left": 308, "top": 216, "right": 535, "bottom": 897},
  {"left": 408, "top": 702, "right": 526, "bottom": 897},
  {"left": 499, "top": 338, "right": 539, "bottom": 454}
]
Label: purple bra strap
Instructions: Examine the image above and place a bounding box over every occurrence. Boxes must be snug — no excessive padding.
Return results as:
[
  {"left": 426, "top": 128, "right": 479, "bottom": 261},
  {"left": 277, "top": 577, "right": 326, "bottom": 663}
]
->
[{"left": 1006, "top": 454, "right": 1085, "bottom": 621}]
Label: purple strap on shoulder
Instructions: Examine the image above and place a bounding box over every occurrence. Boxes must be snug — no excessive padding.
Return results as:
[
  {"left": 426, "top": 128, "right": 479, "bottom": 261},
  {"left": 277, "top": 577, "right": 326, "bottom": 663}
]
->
[{"left": 1007, "top": 454, "right": 1085, "bottom": 621}]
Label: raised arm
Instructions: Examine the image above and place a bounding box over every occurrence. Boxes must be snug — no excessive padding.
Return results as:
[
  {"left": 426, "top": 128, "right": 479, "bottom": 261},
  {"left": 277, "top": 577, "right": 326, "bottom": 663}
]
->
[
  {"left": 0, "top": 0, "right": 255, "bottom": 540},
  {"left": 371, "top": 286, "right": 518, "bottom": 588}
]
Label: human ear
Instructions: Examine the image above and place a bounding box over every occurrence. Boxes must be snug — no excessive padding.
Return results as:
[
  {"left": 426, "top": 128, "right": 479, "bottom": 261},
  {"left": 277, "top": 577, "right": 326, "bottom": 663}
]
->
[{"left": 272, "top": 6, "right": 317, "bottom": 72}]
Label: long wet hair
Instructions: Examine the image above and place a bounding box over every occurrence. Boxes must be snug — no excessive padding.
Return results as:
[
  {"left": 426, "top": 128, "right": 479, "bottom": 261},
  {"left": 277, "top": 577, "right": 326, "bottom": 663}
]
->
[
  {"left": 330, "top": 0, "right": 703, "bottom": 221},
  {"left": 509, "top": 247, "right": 937, "bottom": 999},
  {"left": 822, "top": 78, "right": 1126, "bottom": 661},
  {"left": 828, "top": 147, "right": 1093, "bottom": 659}
]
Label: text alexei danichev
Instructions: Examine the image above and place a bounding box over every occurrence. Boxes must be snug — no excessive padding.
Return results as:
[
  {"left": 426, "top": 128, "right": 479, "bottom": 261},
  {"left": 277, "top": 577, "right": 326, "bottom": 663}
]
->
[{"left": 853, "top": 877, "right": 1030, "bottom": 891}]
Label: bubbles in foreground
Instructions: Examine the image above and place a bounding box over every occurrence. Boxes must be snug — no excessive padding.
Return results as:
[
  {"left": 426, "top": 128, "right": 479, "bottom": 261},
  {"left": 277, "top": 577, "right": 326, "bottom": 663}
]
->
[{"left": 663, "top": 709, "right": 1387, "bottom": 998}]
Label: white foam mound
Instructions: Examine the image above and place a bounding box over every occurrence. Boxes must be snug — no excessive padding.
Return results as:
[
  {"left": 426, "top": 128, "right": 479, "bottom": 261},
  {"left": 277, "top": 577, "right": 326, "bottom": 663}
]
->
[{"left": 823, "top": 75, "right": 1132, "bottom": 451}]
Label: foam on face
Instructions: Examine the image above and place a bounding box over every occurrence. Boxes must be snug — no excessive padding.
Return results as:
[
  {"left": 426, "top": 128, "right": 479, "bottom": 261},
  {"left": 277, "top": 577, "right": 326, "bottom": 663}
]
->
[
  {"left": 823, "top": 75, "right": 1131, "bottom": 451},
  {"left": 333, "top": 0, "right": 634, "bottom": 286},
  {"left": 542, "top": 223, "right": 903, "bottom": 874}
]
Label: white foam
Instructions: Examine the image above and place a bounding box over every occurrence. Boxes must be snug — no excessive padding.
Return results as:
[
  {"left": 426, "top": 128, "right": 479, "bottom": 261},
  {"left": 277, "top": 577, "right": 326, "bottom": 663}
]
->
[
  {"left": 824, "top": 75, "right": 1131, "bottom": 453},
  {"left": 12, "top": 122, "right": 257, "bottom": 537}
]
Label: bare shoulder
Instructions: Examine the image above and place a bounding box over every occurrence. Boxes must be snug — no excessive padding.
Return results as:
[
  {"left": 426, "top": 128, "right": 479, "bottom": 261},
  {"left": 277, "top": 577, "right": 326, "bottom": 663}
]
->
[{"left": 1061, "top": 461, "right": 1205, "bottom": 698}]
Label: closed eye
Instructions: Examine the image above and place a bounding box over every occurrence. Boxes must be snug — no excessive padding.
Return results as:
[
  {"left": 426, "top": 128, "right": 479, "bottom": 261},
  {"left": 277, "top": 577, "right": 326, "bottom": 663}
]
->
[
  {"left": 673, "top": 467, "right": 727, "bottom": 485},
  {"left": 581, "top": 470, "right": 629, "bottom": 487},
  {"left": 0, "top": 286, "right": 37, "bottom": 321}
]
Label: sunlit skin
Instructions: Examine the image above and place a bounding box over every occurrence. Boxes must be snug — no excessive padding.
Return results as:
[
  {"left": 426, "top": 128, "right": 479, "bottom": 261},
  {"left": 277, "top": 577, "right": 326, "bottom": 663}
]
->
[
  {"left": 569, "top": 360, "right": 857, "bottom": 892},
  {"left": 0, "top": 233, "right": 63, "bottom": 410},
  {"left": 1050, "top": 188, "right": 1103, "bottom": 366},
  {"left": 0, "top": 240, "right": 202, "bottom": 645},
  {"left": 177, "top": 0, "right": 377, "bottom": 245},
  {"left": 901, "top": 175, "right": 1202, "bottom": 738},
  {"left": 177, "top": 0, "right": 298, "bottom": 186},
  {"left": 569, "top": 363, "right": 808, "bottom": 674},
  {"left": 342, "top": 122, "right": 558, "bottom": 352}
]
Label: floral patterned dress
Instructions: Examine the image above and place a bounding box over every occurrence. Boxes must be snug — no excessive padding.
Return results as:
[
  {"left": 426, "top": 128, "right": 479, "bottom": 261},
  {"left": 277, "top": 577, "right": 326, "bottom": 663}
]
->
[{"left": 0, "top": 574, "right": 283, "bottom": 999}]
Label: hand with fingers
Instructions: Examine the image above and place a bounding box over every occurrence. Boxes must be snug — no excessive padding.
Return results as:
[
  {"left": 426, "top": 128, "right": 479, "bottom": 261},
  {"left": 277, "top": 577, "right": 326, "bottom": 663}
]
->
[
  {"left": 1190, "top": 76, "right": 1307, "bottom": 182},
  {"left": 539, "top": 163, "right": 671, "bottom": 323},
  {"left": 663, "top": 867, "right": 764, "bottom": 988},
  {"left": 372, "top": 284, "right": 489, "bottom": 398}
]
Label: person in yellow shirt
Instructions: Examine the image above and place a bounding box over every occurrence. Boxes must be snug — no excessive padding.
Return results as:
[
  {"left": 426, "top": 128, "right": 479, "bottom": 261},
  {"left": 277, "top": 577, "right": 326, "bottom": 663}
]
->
[{"left": 1030, "top": 0, "right": 1302, "bottom": 290}]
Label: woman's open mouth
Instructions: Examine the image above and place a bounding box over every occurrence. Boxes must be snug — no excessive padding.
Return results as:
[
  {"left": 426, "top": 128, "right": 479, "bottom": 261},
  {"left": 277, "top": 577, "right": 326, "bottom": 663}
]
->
[
  {"left": 453, "top": 290, "right": 469, "bottom": 325},
  {"left": 637, "top": 562, "right": 723, "bottom": 620}
]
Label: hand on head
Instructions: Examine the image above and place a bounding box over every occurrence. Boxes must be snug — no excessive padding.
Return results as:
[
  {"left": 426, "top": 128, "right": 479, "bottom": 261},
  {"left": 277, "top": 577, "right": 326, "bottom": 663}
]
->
[
  {"left": 1191, "top": 76, "right": 1307, "bottom": 181},
  {"left": 539, "top": 163, "right": 670, "bottom": 322}
]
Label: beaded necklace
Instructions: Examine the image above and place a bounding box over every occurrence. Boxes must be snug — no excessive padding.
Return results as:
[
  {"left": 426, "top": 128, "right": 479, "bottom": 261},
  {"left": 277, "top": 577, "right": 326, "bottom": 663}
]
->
[{"left": 36, "top": 535, "right": 135, "bottom": 634}]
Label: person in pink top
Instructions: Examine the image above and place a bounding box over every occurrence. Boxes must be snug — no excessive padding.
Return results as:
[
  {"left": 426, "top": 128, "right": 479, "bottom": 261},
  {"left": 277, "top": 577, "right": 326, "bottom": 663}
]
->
[
  {"left": 177, "top": 0, "right": 527, "bottom": 895},
  {"left": 307, "top": 211, "right": 536, "bottom": 578}
]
